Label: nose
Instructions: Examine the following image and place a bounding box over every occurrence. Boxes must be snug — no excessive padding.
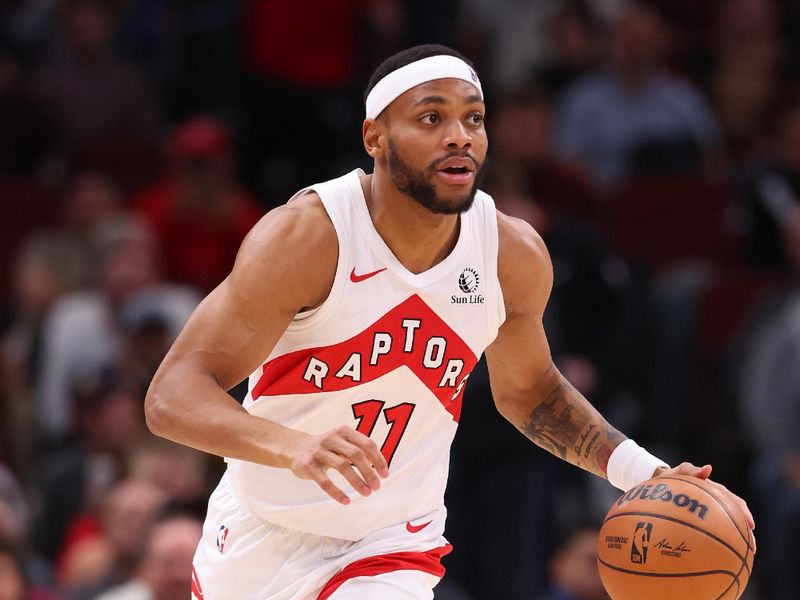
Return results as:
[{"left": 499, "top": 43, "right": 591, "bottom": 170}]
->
[{"left": 442, "top": 119, "right": 472, "bottom": 150}]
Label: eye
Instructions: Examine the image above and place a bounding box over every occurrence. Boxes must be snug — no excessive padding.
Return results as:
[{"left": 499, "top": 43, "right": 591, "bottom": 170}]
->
[
  {"left": 469, "top": 112, "right": 485, "bottom": 125},
  {"left": 421, "top": 113, "right": 440, "bottom": 124}
]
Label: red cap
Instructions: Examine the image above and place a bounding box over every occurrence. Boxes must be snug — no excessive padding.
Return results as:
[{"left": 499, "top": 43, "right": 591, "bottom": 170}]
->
[{"left": 169, "top": 117, "right": 231, "bottom": 160}]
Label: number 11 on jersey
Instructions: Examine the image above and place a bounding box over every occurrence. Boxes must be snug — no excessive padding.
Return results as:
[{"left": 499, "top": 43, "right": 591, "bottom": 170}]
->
[{"left": 352, "top": 400, "right": 415, "bottom": 466}]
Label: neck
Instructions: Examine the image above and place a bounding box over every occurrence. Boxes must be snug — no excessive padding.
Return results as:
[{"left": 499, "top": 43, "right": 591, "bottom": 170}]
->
[{"left": 361, "top": 170, "right": 461, "bottom": 274}]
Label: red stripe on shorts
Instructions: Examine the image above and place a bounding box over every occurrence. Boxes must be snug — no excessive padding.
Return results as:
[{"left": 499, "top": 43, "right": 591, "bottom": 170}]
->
[
  {"left": 191, "top": 564, "right": 204, "bottom": 599},
  {"left": 317, "top": 543, "right": 453, "bottom": 600}
]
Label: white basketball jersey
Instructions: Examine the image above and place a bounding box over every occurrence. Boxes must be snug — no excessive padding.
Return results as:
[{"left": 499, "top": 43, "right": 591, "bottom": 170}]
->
[{"left": 226, "top": 169, "right": 505, "bottom": 541}]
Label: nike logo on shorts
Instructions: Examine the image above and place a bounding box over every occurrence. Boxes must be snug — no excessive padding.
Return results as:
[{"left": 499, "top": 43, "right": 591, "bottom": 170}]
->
[
  {"left": 350, "top": 267, "right": 387, "bottom": 283},
  {"left": 406, "top": 520, "right": 432, "bottom": 533}
]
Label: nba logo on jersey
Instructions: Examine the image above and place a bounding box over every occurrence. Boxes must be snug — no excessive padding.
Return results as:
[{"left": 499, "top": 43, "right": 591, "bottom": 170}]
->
[{"left": 216, "top": 525, "right": 229, "bottom": 553}]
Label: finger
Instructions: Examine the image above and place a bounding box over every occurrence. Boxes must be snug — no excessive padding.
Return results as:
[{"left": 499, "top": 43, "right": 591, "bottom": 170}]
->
[
  {"left": 325, "top": 454, "right": 371, "bottom": 496},
  {"left": 673, "top": 462, "right": 712, "bottom": 479},
  {"left": 740, "top": 501, "right": 756, "bottom": 531},
  {"left": 345, "top": 429, "right": 390, "bottom": 478},
  {"left": 332, "top": 438, "right": 382, "bottom": 491},
  {"left": 750, "top": 529, "right": 757, "bottom": 555},
  {"left": 697, "top": 464, "right": 712, "bottom": 479},
  {"left": 311, "top": 469, "right": 350, "bottom": 505}
]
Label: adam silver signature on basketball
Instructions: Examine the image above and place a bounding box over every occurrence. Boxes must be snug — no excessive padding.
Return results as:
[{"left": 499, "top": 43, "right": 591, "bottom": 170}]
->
[{"left": 144, "top": 44, "right": 756, "bottom": 599}]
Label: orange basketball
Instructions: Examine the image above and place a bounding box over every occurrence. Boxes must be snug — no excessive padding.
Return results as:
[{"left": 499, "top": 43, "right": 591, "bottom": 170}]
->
[{"left": 597, "top": 475, "right": 754, "bottom": 600}]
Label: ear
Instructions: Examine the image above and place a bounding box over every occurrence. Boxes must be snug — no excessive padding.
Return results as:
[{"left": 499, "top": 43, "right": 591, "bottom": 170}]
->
[{"left": 363, "top": 118, "right": 387, "bottom": 160}]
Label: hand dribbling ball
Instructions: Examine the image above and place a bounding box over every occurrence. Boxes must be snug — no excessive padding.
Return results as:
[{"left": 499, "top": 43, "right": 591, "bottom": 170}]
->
[{"left": 597, "top": 475, "right": 754, "bottom": 600}]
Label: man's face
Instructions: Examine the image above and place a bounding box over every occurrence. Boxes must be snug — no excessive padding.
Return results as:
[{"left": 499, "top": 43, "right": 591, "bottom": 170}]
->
[
  {"left": 378, "top": 78, "right": 488, "bottom": 214},
  {"left": 144, "top": 519, "right": 202, "bottom": 600}
]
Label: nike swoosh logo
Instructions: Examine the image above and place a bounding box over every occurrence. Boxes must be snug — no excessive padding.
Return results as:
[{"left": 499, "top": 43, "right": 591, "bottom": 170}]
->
[
  {"left": 350, "top": 267, "right": 387, "bottom": 283},
  {"left": 405, "top": 520, "right": 432, "bottom": 534}
]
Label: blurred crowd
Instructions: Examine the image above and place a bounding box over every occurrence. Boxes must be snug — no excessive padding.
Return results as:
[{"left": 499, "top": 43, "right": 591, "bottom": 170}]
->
[{"left": 1, "top": 0, "right": 799, "bottom": 599}]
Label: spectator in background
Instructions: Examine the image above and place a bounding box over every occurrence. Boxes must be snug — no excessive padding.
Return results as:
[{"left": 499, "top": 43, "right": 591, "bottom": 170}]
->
[
  {"left": 1, "top": 233, "right": 87, "bottom": 477},
  {"left": 35, "top": 214, "right": 198, "bottom": 442},
  {"left": 457, "top": 0, "right": 560, "bottom": 91},
  {"left": 57, "top": 478, "right": 166, "bottom": 599},
  {"left": 738, "top": 105, "right": 800, "bottom": 272},
  {"left": 554, "top": 2, "right": 721, "bottom": 189},
  {"left": 96, "top": 515, "right": 202, "bottom": 600},
  {"left": 127, "top": 438, "right": 209, "bottom": 519},
  {"left": 29, "top": 0, "right": 160, "bottom": 152},
  {"left": 0, "top": 467, "right": 57, "bottom": 596},
  {"left": 485, "top": 87, "right": 630, "bottom": 403},
  {"left": 488, "top": 87, "right": 596, "bottom": 222},
  {"left": 710, "top": 0, "right": 783, "bottom": 158},
  {"left": 62, "top": 170, "right": 124, "bottom": 244},
  {"left": 33, "top": 370, "right": 145, "bottom": 565},
  {"left": 541, "top": 526, "right": 609, "bottom": 600},
  {"left": 538, "top": 1, "right": 603, "bottom": 97},
  {"left": 0, "top": 541, "right": 59, "bottom": 600},
  {"left": 132, "top": 117, "right": 262, "bottom": 293},
  {"left": 241, "top": 0, "right": 405, "bottom": 202},
  {"left": 0, "top": 541, "right": 25, "bottom": 600},
  {"left": 738, "top": 226, "right": 800, "bottom": 600}
]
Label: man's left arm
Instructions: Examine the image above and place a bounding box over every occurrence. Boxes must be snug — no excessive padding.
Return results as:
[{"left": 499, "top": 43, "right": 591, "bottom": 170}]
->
[
  {"left": 485, "top": 212, "right": 755, "bottom": 532},
  {"left": 485, "top": 213, "right": 624, "bottom": 478}
]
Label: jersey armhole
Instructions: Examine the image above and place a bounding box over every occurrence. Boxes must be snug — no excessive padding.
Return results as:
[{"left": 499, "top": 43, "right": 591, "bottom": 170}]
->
[
  {"left": 484, "top": 201, "right": 506, "bottom": 342},
  {"left": 285, "top": 184, "right": 351, "bottom": 332}
]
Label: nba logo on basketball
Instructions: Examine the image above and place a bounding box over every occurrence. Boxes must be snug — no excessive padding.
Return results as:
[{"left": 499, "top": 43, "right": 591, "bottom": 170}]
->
[
  {"left": 216, "top": 525, "right": 229, "bottom": 553},
  {"left": 630, "top": 521, "right": 653, "bottom": 564}
]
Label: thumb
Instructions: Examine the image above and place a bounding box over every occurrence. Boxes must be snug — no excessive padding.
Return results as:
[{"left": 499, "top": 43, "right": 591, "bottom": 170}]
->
[{"left": 674, "top": 462, "right": 712, "bottom": 479}]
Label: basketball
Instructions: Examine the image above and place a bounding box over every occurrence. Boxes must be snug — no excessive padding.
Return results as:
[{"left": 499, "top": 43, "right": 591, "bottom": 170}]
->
[{"left": 597, "top": 475, "right": 754, "bottom": 600}]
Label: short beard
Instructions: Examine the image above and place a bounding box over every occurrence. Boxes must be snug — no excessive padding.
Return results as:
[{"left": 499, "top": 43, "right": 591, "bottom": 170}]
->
[{"left": 387, "top": 140, "right": 484, "bottom": 215}]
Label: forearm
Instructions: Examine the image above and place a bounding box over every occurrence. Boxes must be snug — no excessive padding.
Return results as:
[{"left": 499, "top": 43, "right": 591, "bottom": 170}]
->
[
  {"left": 145, "top": 368, "right": 302, "bottom": 468},
  {"left": 506, "top": 367, "right": 625, "bottom": 478}
]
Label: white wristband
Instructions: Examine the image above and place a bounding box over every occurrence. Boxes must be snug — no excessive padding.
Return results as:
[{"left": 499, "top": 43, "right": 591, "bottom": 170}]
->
[{"left": 606, "top": 439, "right": 669, "bottom": 492}]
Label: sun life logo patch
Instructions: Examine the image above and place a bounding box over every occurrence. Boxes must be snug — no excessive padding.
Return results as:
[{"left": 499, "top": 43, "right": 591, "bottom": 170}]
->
[
  {"left": 452, "top": 268, "right": 485, "bottom": 305},
  {"left": 458, "top": 268, "right": 479, "bottom": 294}
]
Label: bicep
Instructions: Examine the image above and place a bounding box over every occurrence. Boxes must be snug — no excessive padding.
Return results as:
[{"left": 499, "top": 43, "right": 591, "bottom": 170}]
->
[
  {"left": 485, "top": 212, "right": 558, "bottom": 421},
  {"left": 485, "top": 308, "right": 555, "bottom": 422},
  {"left": 158, "top": 279, "right": 296, "bottom": 392},
  {"left": 154, "top": 201, "right": 337, "bottom": 391}
]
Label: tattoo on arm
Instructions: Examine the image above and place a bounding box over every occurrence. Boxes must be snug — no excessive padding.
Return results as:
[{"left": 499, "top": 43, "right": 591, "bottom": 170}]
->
[{"left": 521, "top": 378, "right": 625, "bottom": 478}]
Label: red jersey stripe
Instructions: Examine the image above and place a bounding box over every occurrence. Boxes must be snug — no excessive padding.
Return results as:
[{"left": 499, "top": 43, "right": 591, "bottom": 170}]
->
[
  {"left": 317, "top": 543, "right": 453, "bottom": 600},
  {"left": 251, "top": 295, "right": 477, "bottom": 420}
]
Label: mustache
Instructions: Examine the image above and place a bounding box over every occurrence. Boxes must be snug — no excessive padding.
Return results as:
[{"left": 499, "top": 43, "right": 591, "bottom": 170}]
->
[{"left": 429, "top": 152, "right": 481, "bottom": 171}]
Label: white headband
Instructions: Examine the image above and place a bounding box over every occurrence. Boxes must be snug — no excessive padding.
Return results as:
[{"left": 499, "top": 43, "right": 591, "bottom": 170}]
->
[{"left": 365, "top": 55, "right": 483, "bottom": 119}]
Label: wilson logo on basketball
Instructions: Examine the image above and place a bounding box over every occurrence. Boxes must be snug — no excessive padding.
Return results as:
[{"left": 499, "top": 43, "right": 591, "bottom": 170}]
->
[{"left": 616, "top": 483, "right": 709, "bottom": 520}]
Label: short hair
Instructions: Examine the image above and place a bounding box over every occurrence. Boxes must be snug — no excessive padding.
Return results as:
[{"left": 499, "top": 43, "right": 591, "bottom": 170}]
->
[{"left": 364, "top": 44, "right": 477, "bottom": 103}]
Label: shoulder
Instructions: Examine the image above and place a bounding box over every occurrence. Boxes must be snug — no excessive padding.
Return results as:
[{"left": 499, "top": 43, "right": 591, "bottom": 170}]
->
[
  {"left": 239, "top": 191, "right": 337, "bottom": 262},
  {"left": 228, "top": 191, "right": 338, "bottom": 312},
  {"left": 496, "top": 211, "right": 553, "bottom": 318}
]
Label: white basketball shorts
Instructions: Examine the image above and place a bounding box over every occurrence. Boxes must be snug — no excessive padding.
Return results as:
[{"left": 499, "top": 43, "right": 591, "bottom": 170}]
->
[{"left": 191, "top": 473, "right": 451, "bottom": 599}]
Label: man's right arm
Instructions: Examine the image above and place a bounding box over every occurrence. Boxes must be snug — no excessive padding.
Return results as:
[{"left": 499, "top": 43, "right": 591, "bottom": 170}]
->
[{"left": 144, "top": 193, "right": 388, "bottom": 504}]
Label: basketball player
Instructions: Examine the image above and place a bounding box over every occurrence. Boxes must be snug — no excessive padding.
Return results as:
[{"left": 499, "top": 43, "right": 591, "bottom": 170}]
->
[{"left": 145, "top": 45, "right": 755, "bottom": 599}]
